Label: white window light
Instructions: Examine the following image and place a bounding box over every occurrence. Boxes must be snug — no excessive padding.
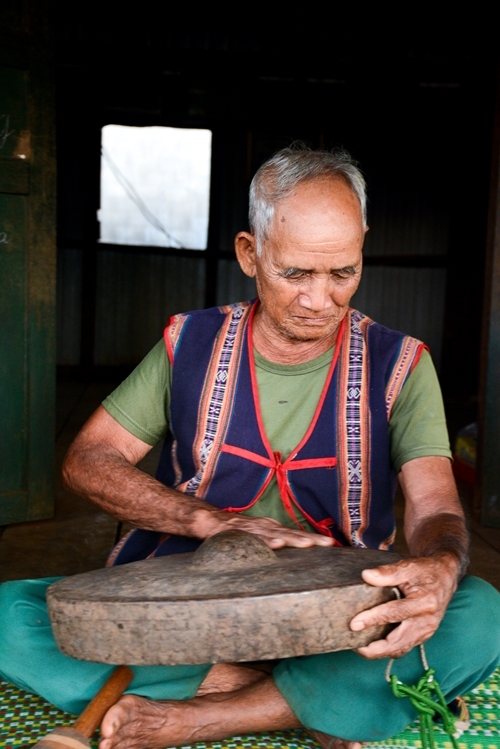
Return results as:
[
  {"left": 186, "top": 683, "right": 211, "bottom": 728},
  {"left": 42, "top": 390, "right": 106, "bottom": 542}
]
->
[{"left": 99, "top": 125, "right": 212, "bottom": 250}]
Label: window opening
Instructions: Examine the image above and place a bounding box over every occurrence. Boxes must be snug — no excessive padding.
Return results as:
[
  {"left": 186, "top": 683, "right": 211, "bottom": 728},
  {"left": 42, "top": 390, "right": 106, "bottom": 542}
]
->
[{"left": 99, "top": 125, "right": 212, "bottom": 250}]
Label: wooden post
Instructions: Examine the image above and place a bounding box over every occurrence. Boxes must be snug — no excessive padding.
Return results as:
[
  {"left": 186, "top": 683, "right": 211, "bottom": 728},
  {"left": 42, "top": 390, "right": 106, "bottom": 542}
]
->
[
  {"left": 0, "top": 0, "right": 56, "bottom": 523},
  {"left": 478, "top": 59, "right": 500, "bottom": 526}
]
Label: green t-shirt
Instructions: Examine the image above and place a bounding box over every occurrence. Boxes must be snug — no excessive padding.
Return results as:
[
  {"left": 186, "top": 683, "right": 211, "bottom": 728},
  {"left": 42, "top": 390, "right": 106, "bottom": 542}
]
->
[{"left": 102, "top": 340, "right": 451, "bottom": 532}]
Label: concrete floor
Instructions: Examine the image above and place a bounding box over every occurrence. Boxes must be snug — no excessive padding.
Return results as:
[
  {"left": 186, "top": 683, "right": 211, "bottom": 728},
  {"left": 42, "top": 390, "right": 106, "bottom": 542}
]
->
[{"left": 1, "top": 381, "right": 500, "bottom": 589}]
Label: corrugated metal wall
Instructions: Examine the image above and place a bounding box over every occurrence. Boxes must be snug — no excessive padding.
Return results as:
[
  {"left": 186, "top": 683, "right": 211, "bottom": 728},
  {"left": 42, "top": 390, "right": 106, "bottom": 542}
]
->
[
  {"left": 94, "top": 252, "right": 206, "bottom": 366},
  {"left": 56, "top": 248, "right": 82, "bottom": 366},
  {"left": 216, "top": 259, "right": 256, "bottom": 307},
  {"left": 352, "top": 267, "right": 447, "bottom": 370},
  {"left": 56, "top": 263, "right": 447, "bottom": 372},
  {"left": 57, "top": 252, "right": 447, "bottom": 370}
]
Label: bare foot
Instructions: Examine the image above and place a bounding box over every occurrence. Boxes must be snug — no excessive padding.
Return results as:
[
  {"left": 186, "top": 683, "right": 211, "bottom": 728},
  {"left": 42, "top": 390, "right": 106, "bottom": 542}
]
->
[
  {"left": 100, "top": 675, "right": 299, "bottom": 749},
  {"left": 196, "top": 663, "right": 269, "bottom": 695},
  {"left": 308, "top": 728, "right": 364, "bottom": 749},
  {"left": 100, "top": 694, "right": 199, "bottom": 749}
]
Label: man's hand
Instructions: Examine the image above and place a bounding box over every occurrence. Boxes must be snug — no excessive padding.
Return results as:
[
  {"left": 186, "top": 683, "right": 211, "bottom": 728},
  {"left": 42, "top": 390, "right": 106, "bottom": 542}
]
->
[
  {"left": 348, "top": 456, "right": 468, "bottom": 660},
  {"left": 209, "top": 514, "right": 335, "bottom": 549},
  {"left": 349, "top": 552, "right": 459, "bottom": 659}
]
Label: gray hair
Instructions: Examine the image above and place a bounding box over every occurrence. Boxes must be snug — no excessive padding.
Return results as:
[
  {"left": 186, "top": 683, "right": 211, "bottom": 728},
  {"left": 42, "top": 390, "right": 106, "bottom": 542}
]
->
[{"left": 249, "top": 146, "right": 367, "bottom": 254}]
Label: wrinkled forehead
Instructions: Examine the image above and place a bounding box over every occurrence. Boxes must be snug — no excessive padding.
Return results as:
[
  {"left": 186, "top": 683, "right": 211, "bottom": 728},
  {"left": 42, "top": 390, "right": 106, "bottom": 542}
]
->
[{"left": 266, "top": 177, "right": 365, "bottom": 246}]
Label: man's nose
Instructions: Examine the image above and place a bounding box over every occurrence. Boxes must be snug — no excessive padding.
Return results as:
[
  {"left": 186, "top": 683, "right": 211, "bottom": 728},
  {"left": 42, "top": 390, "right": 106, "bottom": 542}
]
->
[{"left": 298, "top": 278, "right": 333, "bottom": 311}]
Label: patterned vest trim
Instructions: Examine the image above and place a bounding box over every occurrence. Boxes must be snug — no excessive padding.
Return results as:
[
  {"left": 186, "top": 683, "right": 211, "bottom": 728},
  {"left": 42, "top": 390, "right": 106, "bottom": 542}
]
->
[
  {"left": 171, "top": 301, "right": 253, "bottom": 499},
  {"left": 108, "top": 301, "right": 425, "bottom": 566}
]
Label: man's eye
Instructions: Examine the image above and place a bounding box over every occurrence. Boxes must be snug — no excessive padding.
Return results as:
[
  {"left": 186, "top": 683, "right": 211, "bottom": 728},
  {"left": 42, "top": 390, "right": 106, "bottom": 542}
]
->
[
  {"left": 283, "top": 270, "right": 307, "bottom": 280},
  {"left": 333, "top": 269, "right": 357, "bottom": 280}
]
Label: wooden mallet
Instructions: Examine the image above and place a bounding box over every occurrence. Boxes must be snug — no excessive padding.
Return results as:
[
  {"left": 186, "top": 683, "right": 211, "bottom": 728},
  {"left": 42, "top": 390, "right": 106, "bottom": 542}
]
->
[{"left": 25, "top": 665, "right": 133, "bottom": 749}]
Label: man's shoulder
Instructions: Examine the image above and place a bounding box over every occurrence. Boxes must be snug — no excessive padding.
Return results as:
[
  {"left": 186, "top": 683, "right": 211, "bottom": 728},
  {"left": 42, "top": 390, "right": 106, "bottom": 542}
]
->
[
  {"left": 165, "top": 300, "right": 255, "bottom": 362},
  {"left": 349, "top": 308, "right": 425, "bottom": 347},
  {"left": 348, "top": 309, "right": 427, "bottom": 411},
  {"left": 168, "top": 300, "right": 254, "bottom": 326}
]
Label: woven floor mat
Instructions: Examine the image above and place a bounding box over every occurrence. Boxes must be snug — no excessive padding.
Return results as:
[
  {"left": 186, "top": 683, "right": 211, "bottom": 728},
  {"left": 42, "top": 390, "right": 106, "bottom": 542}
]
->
[{"left": 1, "top": 669, "right": 500, "bottom": 749}]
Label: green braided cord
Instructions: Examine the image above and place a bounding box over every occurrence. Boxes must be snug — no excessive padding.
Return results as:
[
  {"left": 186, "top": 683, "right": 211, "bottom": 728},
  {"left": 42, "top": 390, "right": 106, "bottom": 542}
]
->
[
  {"left": 421, "top": 712, "right": 435, "bottom": 749},
  {"left": 389, "top": 668, "right": 459, "bottom": 749}
]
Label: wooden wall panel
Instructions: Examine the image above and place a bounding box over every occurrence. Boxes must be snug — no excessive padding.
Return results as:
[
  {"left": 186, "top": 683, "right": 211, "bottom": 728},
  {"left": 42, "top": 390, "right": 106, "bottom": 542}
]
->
[{"left": 0, "top": 194, "right": 27, "bottom": 498}]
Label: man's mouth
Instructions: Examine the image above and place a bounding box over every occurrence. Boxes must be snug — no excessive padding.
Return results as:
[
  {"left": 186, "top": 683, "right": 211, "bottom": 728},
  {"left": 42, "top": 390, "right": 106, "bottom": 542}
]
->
[{"left": 292, "top": 315, "right": 336, "bottom": 324}]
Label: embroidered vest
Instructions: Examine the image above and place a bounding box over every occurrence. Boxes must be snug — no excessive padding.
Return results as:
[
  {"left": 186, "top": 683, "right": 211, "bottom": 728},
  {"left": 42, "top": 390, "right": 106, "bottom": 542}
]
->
[{"left": 109, "top": 301, "right": 425, "bottom": 566}]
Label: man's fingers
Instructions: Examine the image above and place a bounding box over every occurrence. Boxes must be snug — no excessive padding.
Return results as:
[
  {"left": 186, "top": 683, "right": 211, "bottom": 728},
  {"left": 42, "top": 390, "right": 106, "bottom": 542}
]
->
[
  {"left": 361, "top": 557, "right": 452, "bottom": 590},
  {"left": 361, "top": 564, "right": 399, "bottom": 585},
  {"left": 360, "top": 561, "right": 424, "bottom": 588},
  {"left": 254, "top": 529, "right": 334, "bottom": 549},
  {"left": 355, "top": 618, "right": 436, "bottom": 660},
  {"left": 264, "top": 534, "right": 333, "bottom": 549},
  {"left": 223, "top": 515, "right": 335, "bottom": 548},
  {"left": 350, "top": 596, "right": 435, "bottom": 632}
]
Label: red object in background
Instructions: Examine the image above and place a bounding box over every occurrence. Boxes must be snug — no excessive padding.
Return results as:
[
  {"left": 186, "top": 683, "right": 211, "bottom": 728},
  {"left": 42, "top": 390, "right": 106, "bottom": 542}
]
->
[{"left": 452, "top": 454, "right": 476, "bottom": 486}]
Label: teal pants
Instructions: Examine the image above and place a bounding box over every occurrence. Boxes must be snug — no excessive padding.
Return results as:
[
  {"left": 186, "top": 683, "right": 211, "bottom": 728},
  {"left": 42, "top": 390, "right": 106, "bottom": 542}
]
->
[{"left": 1, "top": 576, "right": 499, "bottom": 743}]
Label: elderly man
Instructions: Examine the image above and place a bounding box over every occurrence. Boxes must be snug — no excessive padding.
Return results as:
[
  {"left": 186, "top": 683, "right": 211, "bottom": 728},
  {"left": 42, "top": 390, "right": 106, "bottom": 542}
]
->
[{"left": 1, "top": 147, "right": 500, "bottom": 749}]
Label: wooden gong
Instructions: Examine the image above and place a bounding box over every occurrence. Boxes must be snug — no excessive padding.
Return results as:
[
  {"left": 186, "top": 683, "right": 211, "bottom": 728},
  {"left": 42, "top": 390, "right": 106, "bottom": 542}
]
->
[{"left": 47, "top": 531, "right": 402, "bottom": 666}]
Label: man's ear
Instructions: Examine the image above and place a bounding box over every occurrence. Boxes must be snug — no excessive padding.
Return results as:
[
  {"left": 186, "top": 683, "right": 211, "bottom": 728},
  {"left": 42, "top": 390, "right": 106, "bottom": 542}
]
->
[{"left": 235, "top": 232, "right": 257, "bottom": 278}]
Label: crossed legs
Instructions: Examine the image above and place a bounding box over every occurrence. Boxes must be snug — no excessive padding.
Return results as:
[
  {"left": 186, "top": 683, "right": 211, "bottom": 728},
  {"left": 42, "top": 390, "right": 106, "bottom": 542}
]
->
[
  {"left": 2, "top": 577, "right": 499, "bottom": 749},
  {"left": 100, "top": 664, "right": 361, "bottom": 749}
]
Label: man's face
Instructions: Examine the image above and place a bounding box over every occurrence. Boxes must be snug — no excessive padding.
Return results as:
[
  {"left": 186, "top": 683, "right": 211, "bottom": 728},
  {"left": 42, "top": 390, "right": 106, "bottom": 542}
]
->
[{"left": 241, "top": 178, "right": 366, "bottom": 344}]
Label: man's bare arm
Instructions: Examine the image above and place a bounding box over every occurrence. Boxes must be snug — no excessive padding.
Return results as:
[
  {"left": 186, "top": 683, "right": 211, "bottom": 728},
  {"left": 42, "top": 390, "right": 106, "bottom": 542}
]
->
[
  {"left": 350, "top": 456, "right": 467, "bottom": 659},
  {"left": 403, "top": 457, "right": 468, "bottom": 576},
  {"left": 62, "top": 406, "right": 333, "bottom": 549}
]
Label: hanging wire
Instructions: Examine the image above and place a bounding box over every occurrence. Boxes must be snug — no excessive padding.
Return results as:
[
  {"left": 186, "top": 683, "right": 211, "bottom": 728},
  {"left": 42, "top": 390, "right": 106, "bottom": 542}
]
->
[{"left": 101, "top": 146, "right": 185, "bottom": 249}]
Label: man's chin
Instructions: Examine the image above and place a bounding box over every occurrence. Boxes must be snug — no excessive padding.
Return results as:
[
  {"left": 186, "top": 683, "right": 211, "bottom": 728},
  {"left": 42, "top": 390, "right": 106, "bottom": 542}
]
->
[{"left": 280, "top": 318, "right": 339, "bottom": 342}]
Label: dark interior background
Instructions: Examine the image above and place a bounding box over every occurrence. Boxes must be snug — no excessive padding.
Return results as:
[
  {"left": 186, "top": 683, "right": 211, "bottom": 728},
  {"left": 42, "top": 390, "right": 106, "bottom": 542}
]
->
[{"left": 54, "top": 10, "right": 499, "bottom": 442}]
